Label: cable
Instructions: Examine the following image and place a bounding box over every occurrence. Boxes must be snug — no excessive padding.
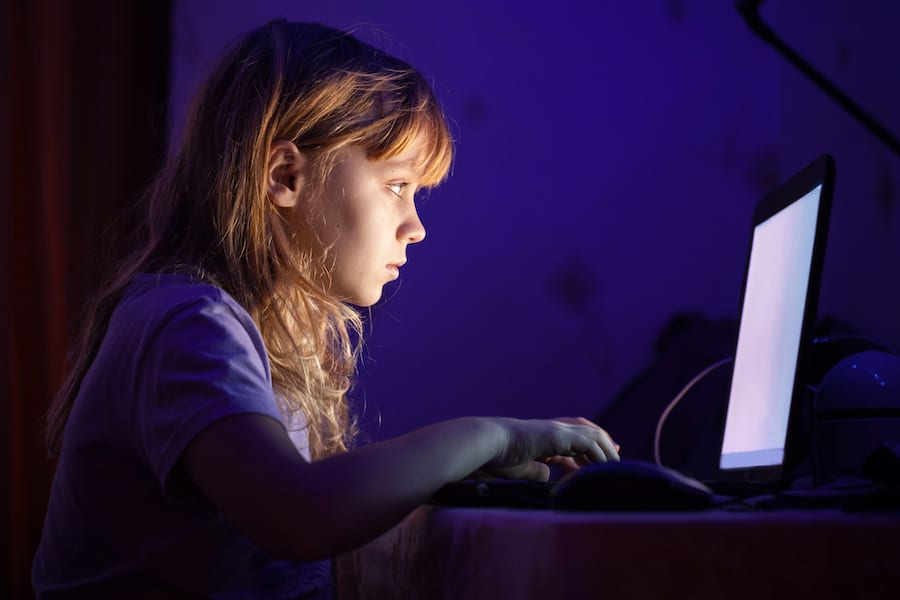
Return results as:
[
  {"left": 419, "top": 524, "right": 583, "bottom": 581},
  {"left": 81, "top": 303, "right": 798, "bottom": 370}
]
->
[
  {"left": 653, "top": 357, "right": 733, "bottom": 467},
  {"left": 735, "top": 0, "right": 900, "bottom": 157}
]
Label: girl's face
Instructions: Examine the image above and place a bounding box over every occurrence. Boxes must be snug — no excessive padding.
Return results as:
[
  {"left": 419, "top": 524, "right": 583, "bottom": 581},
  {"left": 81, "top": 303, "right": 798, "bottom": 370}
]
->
[{"left": 310, "top": 134, "right": 428, "bottom": 306}]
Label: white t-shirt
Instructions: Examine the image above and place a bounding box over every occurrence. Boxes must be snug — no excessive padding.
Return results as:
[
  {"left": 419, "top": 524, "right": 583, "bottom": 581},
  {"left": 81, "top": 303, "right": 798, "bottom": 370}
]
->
[{"left": 33, "top": 274, "right": 332, "bottom": 599}]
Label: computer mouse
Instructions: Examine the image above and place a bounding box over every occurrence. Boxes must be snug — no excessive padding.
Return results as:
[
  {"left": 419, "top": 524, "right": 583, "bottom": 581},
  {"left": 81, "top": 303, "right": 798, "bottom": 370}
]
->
[{"left": 550, "top": 459, "right": 715, "bottom": 511}]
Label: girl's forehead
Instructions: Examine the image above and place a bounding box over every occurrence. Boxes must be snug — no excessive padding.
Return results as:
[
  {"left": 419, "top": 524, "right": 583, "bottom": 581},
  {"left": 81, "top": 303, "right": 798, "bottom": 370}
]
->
[
  {"left": 376, "top": 133, "right": 429, "bottom": 169},
  {"left": 335, "top": 134, "right": 426, "bottom": 178},
  {"left": 331, "top": 143, "right": 422, "bottom": 179}
]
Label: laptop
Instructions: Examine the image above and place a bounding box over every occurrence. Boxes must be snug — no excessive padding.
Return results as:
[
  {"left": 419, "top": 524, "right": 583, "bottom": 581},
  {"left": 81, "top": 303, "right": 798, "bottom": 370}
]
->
[
  {"left": 716, "top": 153, "right": 834, "bottom": 485},
  {"left": 431, "top": 153, "right": 836, "bottom": 508}
]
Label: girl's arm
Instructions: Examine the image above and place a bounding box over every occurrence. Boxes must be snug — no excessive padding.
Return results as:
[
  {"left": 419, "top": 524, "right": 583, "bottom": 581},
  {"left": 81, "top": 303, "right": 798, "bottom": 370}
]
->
[{"left": 183, "top": 414, "right": 617, "bottom": 561}]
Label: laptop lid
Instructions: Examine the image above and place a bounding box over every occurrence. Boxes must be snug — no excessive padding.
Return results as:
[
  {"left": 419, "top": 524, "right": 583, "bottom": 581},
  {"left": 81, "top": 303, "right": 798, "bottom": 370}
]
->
[{"left": 717, "top": 154, "right": 835, "bottom": 483}]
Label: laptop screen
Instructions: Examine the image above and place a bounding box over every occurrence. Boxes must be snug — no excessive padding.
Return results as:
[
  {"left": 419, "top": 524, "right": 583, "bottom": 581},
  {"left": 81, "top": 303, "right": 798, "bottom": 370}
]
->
[
  {"left": 718, "top": 154, "right": 834, "bottom": 476},
  {"left": 720, "top": 186, "right": 822, "bottom": 469}
]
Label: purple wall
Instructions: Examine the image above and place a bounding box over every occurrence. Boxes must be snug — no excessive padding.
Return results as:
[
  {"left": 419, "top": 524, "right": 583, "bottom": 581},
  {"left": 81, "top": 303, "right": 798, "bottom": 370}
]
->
[{"left": 170, "top": 1, "right": 900, "bottom": 443}]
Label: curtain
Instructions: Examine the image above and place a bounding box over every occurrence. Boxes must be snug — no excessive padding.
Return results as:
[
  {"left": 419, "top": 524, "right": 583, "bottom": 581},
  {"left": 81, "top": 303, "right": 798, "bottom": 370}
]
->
[{"left": 2, "top": 2, "right": 171, "bottom": 598}]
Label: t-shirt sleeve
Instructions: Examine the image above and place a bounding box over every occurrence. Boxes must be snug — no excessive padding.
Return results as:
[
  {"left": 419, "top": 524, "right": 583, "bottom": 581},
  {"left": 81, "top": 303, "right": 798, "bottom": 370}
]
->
[{"left": 134, "top": 291, "right": 283, "bottom": 494}]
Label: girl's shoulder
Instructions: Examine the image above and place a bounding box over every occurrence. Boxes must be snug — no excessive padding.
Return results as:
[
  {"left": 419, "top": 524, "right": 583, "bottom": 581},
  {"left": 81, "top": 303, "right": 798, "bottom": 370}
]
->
[
  {"left": 119, "top": 272, "right": 256, "bottom": 337},
  {"left": 126, "top": 272, "right": 239, "bottom": 309}
]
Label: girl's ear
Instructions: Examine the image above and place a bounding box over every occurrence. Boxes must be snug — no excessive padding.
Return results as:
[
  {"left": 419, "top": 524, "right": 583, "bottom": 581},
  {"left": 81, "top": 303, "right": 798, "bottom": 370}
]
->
[{"left": 267, "top": 140, "right": 308, "bottom": 208}]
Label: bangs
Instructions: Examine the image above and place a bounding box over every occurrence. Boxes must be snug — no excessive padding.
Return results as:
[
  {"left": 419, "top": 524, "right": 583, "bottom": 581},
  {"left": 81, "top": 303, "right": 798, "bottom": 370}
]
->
[{"left": 363, "top": 76, "right": 454, "bottom": 188}]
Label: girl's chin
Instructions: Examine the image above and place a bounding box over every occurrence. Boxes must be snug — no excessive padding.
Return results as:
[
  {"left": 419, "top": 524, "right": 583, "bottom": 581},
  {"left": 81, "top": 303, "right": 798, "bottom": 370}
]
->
[{"left": 345, "top": 288, "right": 383, "bottom": 308}]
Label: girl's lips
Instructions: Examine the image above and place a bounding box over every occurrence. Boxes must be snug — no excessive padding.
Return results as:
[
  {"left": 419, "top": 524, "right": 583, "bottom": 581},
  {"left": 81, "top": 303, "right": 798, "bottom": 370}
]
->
[{"left": 386, "top": 258, "right": 406, "bottom": 280}]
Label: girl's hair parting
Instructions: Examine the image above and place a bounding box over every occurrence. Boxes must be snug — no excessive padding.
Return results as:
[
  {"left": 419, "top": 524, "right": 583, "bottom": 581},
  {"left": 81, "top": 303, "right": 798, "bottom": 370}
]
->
[{"left": 46, "top": 19, "right": 454, "bottom": 459}]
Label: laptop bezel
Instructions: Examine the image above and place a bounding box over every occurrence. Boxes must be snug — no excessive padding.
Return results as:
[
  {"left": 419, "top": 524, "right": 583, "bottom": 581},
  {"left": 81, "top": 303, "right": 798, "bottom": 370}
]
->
[{"left": 714, "top": 153, "right": 835, "bottom": 485}]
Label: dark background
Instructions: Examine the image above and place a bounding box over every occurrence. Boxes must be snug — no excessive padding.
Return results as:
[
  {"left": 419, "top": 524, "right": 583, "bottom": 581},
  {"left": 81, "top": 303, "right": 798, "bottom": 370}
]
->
[{"left": 4, "top": 1, "right": 899, "bottom": 598}]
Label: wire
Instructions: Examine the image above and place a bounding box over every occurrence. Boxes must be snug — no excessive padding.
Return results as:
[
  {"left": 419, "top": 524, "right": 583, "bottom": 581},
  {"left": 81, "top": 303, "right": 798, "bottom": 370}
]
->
[
  {"left": 735, "top": 0, "right": 900, "bottom": 157},
  {"left": 653, "top": 357, "right": 734, "bottom": 467}
]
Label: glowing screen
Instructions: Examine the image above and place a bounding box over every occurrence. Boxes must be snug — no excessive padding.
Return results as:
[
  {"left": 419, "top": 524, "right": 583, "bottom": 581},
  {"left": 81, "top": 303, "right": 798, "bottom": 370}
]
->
[{"left": 720, "top": 185, "right": 822, "bottom": 470}]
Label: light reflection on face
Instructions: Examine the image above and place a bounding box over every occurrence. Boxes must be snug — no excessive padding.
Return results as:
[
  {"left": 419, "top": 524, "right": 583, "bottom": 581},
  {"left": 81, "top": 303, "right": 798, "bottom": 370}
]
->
[{"left": 310, "top": 135, "right": 428, "bottom": 306}]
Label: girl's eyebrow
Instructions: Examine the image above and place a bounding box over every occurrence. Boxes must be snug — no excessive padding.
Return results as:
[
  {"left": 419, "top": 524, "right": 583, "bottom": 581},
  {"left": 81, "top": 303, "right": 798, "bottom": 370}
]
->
[
  {"left": 378, "top": 157, "right": 424, "bottom": 177},
  {"left": 382, "top": 157, "right": 418, "bottom": 168}
]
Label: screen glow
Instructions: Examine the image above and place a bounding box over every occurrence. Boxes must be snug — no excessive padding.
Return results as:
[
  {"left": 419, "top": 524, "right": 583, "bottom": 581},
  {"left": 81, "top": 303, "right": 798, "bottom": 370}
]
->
[{"left": 720, "top": 185, "right": 822, "bottom": 470}]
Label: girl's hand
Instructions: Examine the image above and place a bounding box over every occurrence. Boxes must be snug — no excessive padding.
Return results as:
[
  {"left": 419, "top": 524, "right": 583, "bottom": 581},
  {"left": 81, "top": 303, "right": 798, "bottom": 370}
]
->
[
  {"left": 546, "top": 416, "right": 620, "bottom": 474},
  {"left": 481, "top": 417, "right": 619, "bottom": 481}
]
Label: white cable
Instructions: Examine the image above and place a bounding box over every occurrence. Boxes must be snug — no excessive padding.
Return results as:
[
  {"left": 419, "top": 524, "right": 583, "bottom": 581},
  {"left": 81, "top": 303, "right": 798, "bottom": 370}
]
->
[{"left": 653, "top": 356, "right": 734, "bottom": 467}]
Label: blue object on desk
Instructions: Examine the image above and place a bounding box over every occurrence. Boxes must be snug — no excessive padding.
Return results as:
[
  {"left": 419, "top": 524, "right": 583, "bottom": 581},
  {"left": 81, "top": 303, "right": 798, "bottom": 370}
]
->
[{"left": 813, "top": 350, "right": 900, "bottom": 485}]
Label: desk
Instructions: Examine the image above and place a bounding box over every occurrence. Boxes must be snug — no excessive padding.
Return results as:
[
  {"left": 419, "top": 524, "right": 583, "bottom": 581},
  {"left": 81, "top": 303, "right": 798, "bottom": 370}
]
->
[{"left": 336, "top": 505, "right": 900, "bottom": 599}]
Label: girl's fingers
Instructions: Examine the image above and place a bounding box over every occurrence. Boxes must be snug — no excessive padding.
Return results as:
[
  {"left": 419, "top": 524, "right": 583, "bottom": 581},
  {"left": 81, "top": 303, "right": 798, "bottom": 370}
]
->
[
  {"left": 575, "top": 454, "right": 592, "bottom": 468},
  {"left": 545, "top": 455, "right": 580, "bottom": 473},
  {"left": 554, "top": 417, "right": 620, "bottom": 460},
  {"left": 565, "top": 425, "right": 619, "bottom": 463},
  {"left": 565, "top": 432, "right": 608, "bottom": 464},
  {"left": 596, "top": 430, "right": 620, "bottom": 462}
]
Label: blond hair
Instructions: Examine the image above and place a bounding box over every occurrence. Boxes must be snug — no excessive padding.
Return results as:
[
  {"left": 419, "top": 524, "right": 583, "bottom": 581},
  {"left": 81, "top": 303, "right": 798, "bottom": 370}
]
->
[{"left": 47, "top": 20, "right": 453, "bottom": 459}]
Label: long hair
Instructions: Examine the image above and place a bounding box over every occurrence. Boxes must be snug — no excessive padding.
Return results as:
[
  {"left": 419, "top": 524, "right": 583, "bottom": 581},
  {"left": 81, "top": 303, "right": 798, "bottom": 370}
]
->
[{"left": 46, "top": 20, "right": 453, "bottom": 459}]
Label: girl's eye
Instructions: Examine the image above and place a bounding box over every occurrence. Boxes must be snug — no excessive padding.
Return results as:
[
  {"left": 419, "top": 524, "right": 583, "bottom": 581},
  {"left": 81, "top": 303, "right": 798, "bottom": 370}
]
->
[{"left": 387, "top": 182, "right": 407, "bottom": 197}]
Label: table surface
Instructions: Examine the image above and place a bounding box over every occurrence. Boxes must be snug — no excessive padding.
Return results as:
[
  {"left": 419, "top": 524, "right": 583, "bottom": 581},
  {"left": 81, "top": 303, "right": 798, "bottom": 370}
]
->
[{"left": 336, "top": 504, "right": 900, "bottom": 600}]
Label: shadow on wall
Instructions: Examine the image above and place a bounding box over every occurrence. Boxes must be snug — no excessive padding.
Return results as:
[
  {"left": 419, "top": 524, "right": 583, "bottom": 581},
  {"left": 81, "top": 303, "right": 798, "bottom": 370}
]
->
[
  {"left": 595, "top": 311, "right": 865, "bottom": 480},
  {"left": 596, "top": 312, "right": 736, "bottom": 479}
]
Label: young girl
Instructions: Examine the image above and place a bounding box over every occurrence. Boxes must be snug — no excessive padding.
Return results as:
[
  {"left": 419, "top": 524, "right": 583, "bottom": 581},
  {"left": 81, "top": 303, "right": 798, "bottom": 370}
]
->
[{"left": 33, "top": 19, "right": 618, "bottom": 599}]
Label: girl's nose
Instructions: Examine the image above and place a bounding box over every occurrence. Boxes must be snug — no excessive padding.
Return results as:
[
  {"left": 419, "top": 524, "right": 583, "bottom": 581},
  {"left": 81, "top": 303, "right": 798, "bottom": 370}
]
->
[{"left": 400, "top": 207, "right": 426, "bottom": 244}]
